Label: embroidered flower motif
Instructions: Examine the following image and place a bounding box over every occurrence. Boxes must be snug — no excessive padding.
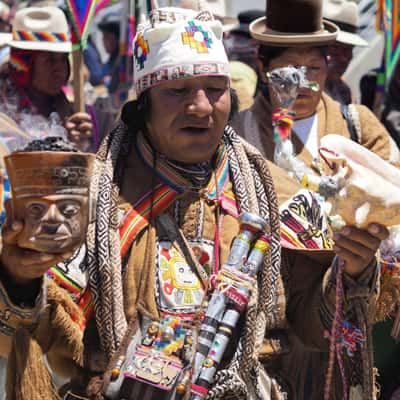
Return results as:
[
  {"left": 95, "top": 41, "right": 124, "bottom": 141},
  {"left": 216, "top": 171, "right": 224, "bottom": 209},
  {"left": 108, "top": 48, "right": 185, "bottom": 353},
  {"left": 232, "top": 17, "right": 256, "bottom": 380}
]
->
[
  {"left": 134, "top": 33, "right": 150, "bottom": 70},
  {"left": 181, "top": 21, "right": 213, "bottom": 54}
]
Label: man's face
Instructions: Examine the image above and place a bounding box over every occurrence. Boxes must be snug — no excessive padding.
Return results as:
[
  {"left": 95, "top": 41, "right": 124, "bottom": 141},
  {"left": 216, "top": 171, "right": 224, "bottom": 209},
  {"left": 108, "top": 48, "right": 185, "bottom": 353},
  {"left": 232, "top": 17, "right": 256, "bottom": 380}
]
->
[
  {"left": 102, "top": 31, "right": 119, "bottom": 55},
  {"left": 145, "top": 76, "right": 231, "bottom": 163},
  {"left": 31, "top": 52, "right": 69, "bottom": 96},
  {"left": 327, "top": 43, "right": 354, "bottom": 80},
  {"left": 265, "top": 46, "right": 328, "bottom": 120},
  {"left": 16, "top": 194, "right": 89, "bottom": 253}
]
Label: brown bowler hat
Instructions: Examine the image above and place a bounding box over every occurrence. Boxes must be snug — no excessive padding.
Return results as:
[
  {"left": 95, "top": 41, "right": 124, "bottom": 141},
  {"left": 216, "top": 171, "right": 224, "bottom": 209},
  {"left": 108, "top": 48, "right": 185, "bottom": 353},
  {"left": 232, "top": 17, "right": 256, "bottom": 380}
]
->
[{"left": 250, "top": 0, "right": 339, "bottom": 46}]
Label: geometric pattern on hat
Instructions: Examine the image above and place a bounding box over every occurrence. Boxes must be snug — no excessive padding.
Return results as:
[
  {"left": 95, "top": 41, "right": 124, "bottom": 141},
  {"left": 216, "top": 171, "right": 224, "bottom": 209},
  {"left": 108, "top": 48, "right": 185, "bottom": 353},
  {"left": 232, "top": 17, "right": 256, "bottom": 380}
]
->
[
  {"left": 13, "top": 31, "right": 70, "bottom": 44},
  {"left": 182, "top": 21, "right": 213, "bottom": 53},
  {"left": 132, "top": 7, "right": 230, "bottom": 96},
  {"left": 135, "top": 62, "right": 229, "bottom": 94},
  {"left": 134, "top": 33, "right": 150, "bottom": 70}
]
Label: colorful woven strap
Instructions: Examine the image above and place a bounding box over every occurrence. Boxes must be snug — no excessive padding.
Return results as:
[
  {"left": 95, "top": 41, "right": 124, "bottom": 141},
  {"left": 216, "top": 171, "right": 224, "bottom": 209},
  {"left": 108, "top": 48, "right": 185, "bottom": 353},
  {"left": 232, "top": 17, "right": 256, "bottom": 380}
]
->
[
  {"left": 12, "top": 30, "right": 70, "bottom": 43},
  {"left": 272, "top": 107, "right": 296, "bottom": 143},
  {"left": 47, "top": 266, "right": 93, "bottom": 330},
  {"left": 120, "top": 135, "right": 239, "bottom": 259},
  {"left": 120, "top": 183, "right": 179, "bottom": 258}
]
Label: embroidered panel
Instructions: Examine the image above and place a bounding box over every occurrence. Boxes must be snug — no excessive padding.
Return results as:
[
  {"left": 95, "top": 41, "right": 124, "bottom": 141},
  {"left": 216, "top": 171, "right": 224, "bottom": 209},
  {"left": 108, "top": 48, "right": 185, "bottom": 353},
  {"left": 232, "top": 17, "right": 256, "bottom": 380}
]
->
[{"left": 155, "top": 239, "right": 214, "bottom": 317}]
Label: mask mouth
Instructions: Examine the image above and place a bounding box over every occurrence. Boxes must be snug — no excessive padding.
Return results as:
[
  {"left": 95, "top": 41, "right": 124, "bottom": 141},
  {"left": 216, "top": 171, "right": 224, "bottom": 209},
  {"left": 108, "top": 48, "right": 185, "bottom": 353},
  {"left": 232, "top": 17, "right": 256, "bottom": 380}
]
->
[{"left": 34, "top": 223, "right": 71, "bottom": 240}]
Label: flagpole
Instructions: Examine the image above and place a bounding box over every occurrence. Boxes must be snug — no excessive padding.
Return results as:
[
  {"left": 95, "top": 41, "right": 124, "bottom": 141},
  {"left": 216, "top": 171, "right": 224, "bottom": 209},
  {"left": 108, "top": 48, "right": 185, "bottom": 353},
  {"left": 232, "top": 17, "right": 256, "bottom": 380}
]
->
[
  {"left": 72, "top": 50, "right": 85, "bottom": 112},
  {"left": 65, "top": 0, "right": 96, "bottom": 113}
]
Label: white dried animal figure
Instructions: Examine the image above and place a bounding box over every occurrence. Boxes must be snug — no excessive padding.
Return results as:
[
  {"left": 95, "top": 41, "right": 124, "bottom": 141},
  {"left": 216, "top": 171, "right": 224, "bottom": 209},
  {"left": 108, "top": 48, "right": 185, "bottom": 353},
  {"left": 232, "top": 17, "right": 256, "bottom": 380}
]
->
[
  {"left": 319, "top": 134, "right": 400, "bottom": 228},
  {"left": 266, "top": 66, "right": 319, "bottom": 109},
  {"left": 267, "top": 66, "right": 305, "bottom": 109}
]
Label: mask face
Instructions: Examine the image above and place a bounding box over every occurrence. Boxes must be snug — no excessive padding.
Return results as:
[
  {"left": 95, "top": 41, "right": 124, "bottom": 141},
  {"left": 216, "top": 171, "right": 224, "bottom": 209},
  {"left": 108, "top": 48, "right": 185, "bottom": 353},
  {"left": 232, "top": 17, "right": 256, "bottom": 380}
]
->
[
  {"left": 4, "top": 150, "right": 96, "bottom": 255},
  {"left": 15, "top": 194, "right": 89, "bottom": 253}
]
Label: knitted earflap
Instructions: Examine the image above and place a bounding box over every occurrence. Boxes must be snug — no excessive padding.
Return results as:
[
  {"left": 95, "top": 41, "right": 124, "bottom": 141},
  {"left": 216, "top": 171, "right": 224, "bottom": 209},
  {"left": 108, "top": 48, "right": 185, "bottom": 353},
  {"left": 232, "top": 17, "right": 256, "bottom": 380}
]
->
[{"left": 9, "top": 48, "right": 34, "bottom": 88}]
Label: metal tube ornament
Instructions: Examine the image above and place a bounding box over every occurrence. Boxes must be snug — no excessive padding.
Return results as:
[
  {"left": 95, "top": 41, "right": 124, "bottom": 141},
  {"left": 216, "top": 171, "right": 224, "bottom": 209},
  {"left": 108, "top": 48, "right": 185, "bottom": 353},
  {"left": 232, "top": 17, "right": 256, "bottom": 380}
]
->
[
  {"left": 190, "top": 213, "right": 269, "bottom": 400},
  {"left": 192, "top": 213, "right": 266, "bottom": 382},
  {"left": 225, "top": 213, "right": 267, "bottom": 270}
]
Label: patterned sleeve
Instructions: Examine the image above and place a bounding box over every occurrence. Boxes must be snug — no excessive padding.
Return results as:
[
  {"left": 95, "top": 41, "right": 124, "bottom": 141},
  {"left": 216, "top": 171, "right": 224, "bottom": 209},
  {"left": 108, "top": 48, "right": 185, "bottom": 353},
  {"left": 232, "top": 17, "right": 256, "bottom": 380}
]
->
[
  {"left": 320, "top": 258, "right": 379, "bottom": 331},
  {"left": 0, "top": 272, "right": 45, "bottom": 357},
  {"left": 285, "top": 250, "right": 378, "bottom": 350}
]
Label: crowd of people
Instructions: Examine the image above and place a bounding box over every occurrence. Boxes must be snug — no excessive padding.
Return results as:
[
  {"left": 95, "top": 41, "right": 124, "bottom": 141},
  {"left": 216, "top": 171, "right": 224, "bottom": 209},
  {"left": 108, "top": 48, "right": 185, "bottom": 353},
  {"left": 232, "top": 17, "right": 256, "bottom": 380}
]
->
[{"left": 0, "top": 0, "right": 400, "bottom": 399}]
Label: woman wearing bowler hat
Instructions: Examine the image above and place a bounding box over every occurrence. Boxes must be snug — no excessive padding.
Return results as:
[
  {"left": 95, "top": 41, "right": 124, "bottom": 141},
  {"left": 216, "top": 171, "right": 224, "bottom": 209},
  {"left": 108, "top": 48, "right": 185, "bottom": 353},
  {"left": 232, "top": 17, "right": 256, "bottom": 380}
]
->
[
  {"left": 234, "top": 0, "right": 399, "bottom": 399},
  {"left": 234, "top": 0, "right": 399, "bottom": 169}
]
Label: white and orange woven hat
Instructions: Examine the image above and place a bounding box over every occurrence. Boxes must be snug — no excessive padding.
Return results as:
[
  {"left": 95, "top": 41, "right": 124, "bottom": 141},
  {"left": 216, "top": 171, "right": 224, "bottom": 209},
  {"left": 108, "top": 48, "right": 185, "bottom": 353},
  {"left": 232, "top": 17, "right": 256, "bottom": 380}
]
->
[
  {"left": 9, "top": 6, "right": 72, "bottom": 53},
  {"left": 132, "top": 7, "right": 230, "bottom": 96}
]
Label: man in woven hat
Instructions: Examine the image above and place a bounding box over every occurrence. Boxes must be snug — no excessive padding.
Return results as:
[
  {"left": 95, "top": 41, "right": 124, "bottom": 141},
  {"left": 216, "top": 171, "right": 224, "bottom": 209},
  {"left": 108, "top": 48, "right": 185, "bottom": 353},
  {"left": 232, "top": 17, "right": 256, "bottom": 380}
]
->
[
  {"left": 0, "top": 6, "right": 94, "bottom": 152},
  {"left": 323, "top": 0, "right": 368, "bottom": 105},
  {"left": 0, "top": 5, "right": 389, "bottom": 400}
]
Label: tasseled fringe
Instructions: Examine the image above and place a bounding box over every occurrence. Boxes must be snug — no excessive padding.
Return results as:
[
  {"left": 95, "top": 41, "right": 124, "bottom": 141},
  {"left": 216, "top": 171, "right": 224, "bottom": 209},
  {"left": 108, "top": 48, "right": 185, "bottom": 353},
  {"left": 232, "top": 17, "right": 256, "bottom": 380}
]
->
[
  {"left": 6, "top": 328, "right": 60, "bottom": 400},
  {"left": 47, "top": 280, "right": 85, "bottom": 366},
  {"left": 6, "top": 280, "right": 85, "bottom": 400}
]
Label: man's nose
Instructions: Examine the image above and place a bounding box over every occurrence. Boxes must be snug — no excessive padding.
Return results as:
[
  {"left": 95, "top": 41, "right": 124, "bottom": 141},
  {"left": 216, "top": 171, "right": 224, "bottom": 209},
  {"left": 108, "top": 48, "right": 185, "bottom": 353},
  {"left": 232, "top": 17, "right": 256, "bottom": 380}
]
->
[{"left": 186, "top": 89, "right": 213, "bottom": 117}]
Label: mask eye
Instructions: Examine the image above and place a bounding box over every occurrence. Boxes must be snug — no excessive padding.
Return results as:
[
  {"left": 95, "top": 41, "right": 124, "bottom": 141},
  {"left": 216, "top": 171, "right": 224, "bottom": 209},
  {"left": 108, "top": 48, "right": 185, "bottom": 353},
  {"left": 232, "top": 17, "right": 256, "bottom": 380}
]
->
[
  {"left": 26, "top": 203, "right": 46, "bottom": 219},
  {"left": 59, "top": 202, "right": 81, "bottom": 218}
]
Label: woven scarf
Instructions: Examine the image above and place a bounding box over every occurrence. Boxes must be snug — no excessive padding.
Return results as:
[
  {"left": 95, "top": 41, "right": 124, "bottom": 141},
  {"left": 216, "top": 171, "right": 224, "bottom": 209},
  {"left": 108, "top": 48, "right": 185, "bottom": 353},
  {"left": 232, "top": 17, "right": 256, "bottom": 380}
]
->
[{"left": 86, "top": 121, "right": 283, "bottom": 397}]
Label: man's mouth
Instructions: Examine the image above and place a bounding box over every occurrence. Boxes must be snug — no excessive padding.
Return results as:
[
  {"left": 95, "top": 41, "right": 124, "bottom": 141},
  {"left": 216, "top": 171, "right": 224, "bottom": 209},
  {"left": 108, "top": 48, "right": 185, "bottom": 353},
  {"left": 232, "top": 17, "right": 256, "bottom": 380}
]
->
[{"left": 181, "top": 126, "right": 210, "bottom": 135}]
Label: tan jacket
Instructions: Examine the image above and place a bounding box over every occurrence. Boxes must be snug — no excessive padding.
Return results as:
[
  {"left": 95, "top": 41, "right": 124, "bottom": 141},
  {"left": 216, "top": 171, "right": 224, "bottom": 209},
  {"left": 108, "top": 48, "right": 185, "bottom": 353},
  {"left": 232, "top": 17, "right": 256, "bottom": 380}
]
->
[{"left": 234, "top": 92, "right": 400, "bottom": 170}]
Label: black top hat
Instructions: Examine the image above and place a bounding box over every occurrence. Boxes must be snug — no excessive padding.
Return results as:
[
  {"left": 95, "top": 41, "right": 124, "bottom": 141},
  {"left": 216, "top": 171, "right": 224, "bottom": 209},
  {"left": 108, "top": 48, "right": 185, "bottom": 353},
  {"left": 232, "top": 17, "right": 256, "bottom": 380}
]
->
[{"left": 250, "top": 0, "right": 338, "bottom": 46}]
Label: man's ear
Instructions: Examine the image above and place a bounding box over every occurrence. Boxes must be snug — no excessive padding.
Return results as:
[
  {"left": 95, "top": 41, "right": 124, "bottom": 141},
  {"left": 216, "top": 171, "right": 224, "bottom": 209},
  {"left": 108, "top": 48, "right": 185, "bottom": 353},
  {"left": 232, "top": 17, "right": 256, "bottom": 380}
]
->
[{"left": 257, "top": 58, "right": 268, "bottom": 84}]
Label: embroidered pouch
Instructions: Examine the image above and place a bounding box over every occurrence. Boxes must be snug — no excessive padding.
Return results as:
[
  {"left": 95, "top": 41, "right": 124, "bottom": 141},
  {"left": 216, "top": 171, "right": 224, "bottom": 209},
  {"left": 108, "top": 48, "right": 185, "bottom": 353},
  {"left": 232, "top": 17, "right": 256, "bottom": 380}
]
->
[{"left": 119, "top": 345, "right": 183, "bottom": 399}]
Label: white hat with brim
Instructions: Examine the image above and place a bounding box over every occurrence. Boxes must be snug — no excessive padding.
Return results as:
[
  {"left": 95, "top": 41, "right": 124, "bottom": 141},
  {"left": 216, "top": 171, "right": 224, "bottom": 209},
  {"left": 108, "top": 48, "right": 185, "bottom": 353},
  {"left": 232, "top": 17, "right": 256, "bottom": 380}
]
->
[
  {"left": 336, "top": 29, "right": 368, "bottom": 47},
  {"left": 250, "top": 17, "right": 338, "bottom": 46},
  {"left": 323, "top": 0, "right": 368, "bottom": 47},
  {"left": 9, "top": 6, "right": 72, "bottom": 53},
  {"left": 0, "top": 32, "right": 11, "bottom": 47}
]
